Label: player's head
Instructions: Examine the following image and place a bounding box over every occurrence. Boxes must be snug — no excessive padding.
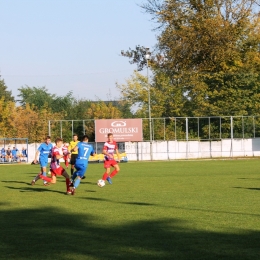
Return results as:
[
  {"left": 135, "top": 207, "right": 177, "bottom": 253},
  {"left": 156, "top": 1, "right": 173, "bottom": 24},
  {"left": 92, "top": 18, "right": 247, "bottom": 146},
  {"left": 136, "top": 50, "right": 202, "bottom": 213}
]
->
[
  {"left": 73, "top": 134, "right": 78, "bottom": 141},
  {"left": 82, "top": 135, "right": 89, "bottom": 142},
  {"left": 45, "top": 136, "right": 51, "bottom": 144},
  {"left": 55, "top": 137, "right": 63, "bottom": 147},
  {"left": 107, "top": 133, "right": 113, "bottom": 141}
]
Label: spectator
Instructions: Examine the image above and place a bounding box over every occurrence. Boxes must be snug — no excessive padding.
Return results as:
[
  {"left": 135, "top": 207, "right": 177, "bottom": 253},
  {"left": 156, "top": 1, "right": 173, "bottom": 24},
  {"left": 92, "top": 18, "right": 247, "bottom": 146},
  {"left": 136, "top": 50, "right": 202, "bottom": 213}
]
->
[
  {"left": 6, "top": 147, "right": 12, "bottom": 162},
  {"left": 11, "top": 147, "right": 19, "bottom": 161},
  {"left": 21, "top": 147, "right": 27, "bottom": 162},
  {"left": 0, "top": 148, "right": 6, "bottom": 162}
]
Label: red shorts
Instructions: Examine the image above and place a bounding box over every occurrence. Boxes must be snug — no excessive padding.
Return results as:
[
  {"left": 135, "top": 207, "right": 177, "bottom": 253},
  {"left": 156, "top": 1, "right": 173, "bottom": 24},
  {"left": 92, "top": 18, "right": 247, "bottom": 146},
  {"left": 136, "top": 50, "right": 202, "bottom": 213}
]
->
[
  {"left": 63, "top": 155, "right": 69, "bottom": 160},
  {"left": 51, "top": 167, "right": 65, "bottom": 176},
  {"left": 104, "top": 159, "right": 118, "bottom": 169}
]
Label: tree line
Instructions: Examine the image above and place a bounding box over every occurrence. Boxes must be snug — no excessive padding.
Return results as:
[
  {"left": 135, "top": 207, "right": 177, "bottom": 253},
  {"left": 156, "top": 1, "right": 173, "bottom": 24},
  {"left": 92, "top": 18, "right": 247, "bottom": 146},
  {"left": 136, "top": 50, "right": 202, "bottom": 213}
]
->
[{"left": 0, "top": 77, "right": 133, "bottom": 143}]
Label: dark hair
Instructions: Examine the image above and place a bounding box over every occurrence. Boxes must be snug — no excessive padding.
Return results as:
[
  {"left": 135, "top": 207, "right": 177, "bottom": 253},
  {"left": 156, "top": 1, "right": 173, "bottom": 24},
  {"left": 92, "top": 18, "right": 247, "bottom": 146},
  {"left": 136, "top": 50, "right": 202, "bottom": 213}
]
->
[
  {"left": 82, "top": 135, "right": 89, "bottom": 141},
  {"left": 108, "top": 133, "right": 113, "bottom": 137},
  {"left": 73, "top": 134, "right": 78, "bottom": 137},
  {"left": 46, "top": 136, "right": 51, "bottom": 140}
]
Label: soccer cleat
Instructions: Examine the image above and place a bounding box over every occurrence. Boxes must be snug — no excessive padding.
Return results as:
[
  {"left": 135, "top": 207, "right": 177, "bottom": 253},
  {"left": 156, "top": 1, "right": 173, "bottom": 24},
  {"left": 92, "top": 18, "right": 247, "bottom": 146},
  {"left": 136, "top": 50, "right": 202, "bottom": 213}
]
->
[
  {"left": 81, "top": 176, "right": 86, "bottom": 180},
  {"left": 66, "top": 190, "right": 72, "bottom": 195},
  {"left": 106, "top": 177, "right": 112, "bottom": 184},
  {"left": 31, "top": 180, "right": 35, "bottom": 185},
  {"left": 71, "top": 188, "right": 76, "bottom": 195},
  {"left": 43, "top": 182, "right": 50, "bottom": 186}
]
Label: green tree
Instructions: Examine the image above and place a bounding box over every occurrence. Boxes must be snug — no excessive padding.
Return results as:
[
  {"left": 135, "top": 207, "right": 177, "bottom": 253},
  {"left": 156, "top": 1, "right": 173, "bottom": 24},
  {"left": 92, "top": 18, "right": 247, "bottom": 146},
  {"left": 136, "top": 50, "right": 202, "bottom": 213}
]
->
[
  {"left": 86, "top": 101, "right": 123, "bottom": 119},
  {"left": 122, "top": 0, "right": 260, "bottom": 117},
  {"left": 17, "top": 86, "right": 77, "bottom": 116},
  {"left": 51, "top": 91, "right": 75, "bottom": 114},
  {"left": 17, "top": 86, "right": 55, "bottom": 109},
  {"left": 0, "top": 76, "right": 15, "bottom": 102}
]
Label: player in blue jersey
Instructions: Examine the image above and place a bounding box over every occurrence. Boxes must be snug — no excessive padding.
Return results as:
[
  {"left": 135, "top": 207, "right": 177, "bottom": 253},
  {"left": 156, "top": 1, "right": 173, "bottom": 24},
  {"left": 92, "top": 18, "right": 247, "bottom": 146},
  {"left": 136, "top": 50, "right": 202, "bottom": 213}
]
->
[
  {"left": 69, "top": 135, "right": 95, "bottom": 195},
  {"left": 31, "top": 136, "right": 53, "bottom": 186},
  {"left": 11, "top": 147, "right": 19, "bottom": 161}
]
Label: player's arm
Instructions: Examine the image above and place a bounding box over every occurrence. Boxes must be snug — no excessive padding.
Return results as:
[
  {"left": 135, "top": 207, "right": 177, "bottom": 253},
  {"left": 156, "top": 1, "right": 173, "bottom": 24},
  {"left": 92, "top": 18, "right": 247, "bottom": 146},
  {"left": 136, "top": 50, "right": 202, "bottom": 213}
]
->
[
  {"left": 115, "top": 149, "right": 120, "bottom": 162},
  {"left": 102, "top": 147, "right": 110, "bottom": 157},
  {"left": 34, "top": 150, "right": 40, "bottom": 163},
  {"left": 71, "top": 145, "right": 79, "bottom": 153},
  {"left": 90, "top": 147, "right": 95, "bottom": 157},
  {"left": 55, "top": 152, "right": 63, "bottom": 160},
  {"left": 103, "top": 148, "right": 114, "bottom": 159}
]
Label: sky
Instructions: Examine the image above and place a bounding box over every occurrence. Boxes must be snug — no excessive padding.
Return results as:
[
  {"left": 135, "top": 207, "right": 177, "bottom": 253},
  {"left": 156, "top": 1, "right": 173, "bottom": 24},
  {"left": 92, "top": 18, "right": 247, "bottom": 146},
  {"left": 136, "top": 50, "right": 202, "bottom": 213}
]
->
[{"left": 0, "top": 0, "right": 157, "bottom": 101}]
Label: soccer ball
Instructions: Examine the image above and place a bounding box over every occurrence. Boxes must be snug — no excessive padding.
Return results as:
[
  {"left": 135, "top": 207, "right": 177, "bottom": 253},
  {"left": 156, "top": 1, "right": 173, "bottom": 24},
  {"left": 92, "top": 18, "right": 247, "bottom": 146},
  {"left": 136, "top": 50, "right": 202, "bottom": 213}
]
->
[{"left": 97, "top": 179, "right": 105, "bottom": 188}]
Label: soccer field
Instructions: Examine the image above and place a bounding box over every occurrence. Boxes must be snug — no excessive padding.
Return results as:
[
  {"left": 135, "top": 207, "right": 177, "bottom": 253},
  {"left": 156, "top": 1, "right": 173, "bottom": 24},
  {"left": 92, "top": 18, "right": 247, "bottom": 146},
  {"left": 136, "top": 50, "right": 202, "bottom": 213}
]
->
[{"left": 0, "top": 160, "right": 259, "bottom": 260}]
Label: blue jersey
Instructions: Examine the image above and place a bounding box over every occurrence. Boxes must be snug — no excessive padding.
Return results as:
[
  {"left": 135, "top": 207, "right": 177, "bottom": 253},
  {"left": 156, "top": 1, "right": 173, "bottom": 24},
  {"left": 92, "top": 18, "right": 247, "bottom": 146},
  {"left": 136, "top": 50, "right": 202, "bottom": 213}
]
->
[
  {"left": 11, "top": 149, "right": 18, "bottom": 156},
  {"left": 38, "top": 142, "right": 53, "bottom": 160},
  {"left": 76, "top": 142, "right": 95, "bottom": 165},
  {"left": 22, "top": 149, "right": 27, "bottom": 157}
]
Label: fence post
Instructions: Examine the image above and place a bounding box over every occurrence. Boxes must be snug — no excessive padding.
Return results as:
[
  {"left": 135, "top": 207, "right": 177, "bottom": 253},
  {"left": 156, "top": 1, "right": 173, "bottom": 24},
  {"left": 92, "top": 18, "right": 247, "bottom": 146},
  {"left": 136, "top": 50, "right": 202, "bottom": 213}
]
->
[
  {"left": 186, "top": 117, "right": 188, "bottom": 159},
  {"left": 231, "top": 116, "right": 233, "bottom": 158},
  {"left": 253, "top": 116, "right": 255, "bottom": 138}
]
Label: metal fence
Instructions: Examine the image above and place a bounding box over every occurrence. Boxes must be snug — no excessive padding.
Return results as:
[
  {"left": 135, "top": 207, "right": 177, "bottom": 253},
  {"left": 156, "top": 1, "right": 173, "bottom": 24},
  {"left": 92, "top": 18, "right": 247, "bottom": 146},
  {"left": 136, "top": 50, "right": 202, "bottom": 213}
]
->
[{"left": 48, "top": 116, "right": 260, "bottom": 142}]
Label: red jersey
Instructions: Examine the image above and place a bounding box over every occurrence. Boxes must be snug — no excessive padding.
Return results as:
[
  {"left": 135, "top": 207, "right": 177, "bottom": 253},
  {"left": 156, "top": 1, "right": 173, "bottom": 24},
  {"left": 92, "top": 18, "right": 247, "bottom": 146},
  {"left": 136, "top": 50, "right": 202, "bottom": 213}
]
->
[
  {"left": 50, "top": 146, "right": 63, "bottom": 170},
  {"left": 103, "top": 140, "right": 118, "bottom": 161},
  {"left": 62, "top": 143, "right": 69, "bottom": 155}
]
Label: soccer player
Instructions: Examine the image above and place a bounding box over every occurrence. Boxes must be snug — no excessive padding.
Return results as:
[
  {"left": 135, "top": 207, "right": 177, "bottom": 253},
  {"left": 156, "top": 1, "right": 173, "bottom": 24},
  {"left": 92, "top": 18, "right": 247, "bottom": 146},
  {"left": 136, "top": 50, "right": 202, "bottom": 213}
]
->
[
  {"left": 39, "top": 137, "right": 72, "bottom": 194},
  {"left": 70, "top": 135, "right": 95, "bottom": 195},
  {"left": 31, "top": 136, "right": 53, "bottom": 186},
  {"left": 62, "top": 142, "right": 70, "bottom": 168},
  {"left": 100, "top": 133, "right": 120, "bottom": 184},
  {"left": 68, "top": 134, "right": 79, "bottom": 177}
]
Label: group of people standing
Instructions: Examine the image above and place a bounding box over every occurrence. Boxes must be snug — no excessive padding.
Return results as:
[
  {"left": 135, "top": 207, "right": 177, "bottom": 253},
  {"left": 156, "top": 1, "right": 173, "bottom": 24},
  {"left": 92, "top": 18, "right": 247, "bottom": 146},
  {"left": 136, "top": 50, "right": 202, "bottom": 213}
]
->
[{"left": 30, "top": 133, "right": 121, "bottom": 195}]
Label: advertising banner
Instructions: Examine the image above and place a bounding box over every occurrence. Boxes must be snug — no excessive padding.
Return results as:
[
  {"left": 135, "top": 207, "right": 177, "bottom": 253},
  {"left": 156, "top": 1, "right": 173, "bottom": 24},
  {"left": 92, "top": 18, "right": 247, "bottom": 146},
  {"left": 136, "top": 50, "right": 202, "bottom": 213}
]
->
[{"left": 95, "top": 119, "right": 143, "bottom": 142}]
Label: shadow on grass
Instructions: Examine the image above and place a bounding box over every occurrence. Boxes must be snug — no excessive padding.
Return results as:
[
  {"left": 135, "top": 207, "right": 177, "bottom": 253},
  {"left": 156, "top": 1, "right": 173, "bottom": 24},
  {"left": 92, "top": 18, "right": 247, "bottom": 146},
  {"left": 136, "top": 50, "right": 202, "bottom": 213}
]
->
[
  {"left": 233, "top": 186, "right": 260, "bottom": 192},
  {"left": 0, "top": 207, "right": 259, "bottom": 260},
  {"left": 2, "top": 180, "right": 31, "bottom": 185},
  {"left": 80, "top": 181, "right": 98, "bottom": 186},
  {"left": 4, "top": 186, "right": 67, "bottom": 195},
  {"left": 83, "top": 198, "right": 260, "bottom": 217},
  {"left": 237, "top": 178, "right": 260, "bottom": 180},
  {"left": 85, "top": 197, "right": 155, "bottom": 206}
]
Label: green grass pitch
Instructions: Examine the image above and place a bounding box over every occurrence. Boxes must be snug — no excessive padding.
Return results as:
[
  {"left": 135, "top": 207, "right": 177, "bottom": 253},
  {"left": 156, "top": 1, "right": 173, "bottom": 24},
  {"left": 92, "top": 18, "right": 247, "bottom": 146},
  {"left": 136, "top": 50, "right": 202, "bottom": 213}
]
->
[{"left": 0, "top": 159, "right": 260, "bottom": 260}]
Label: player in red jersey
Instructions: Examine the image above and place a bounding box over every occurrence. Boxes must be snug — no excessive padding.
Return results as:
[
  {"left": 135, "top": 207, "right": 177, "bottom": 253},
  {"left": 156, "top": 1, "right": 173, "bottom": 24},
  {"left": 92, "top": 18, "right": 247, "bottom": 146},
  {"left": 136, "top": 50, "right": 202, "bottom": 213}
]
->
[
  {"left": 101, "top": 133, "right": 120, "bottom": 184},
  {"left": 39, "top": 137, "right": 72, "bottom": 194},
  {"left": 62, "top": 142, "right": 70, "bottom": 168}
]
